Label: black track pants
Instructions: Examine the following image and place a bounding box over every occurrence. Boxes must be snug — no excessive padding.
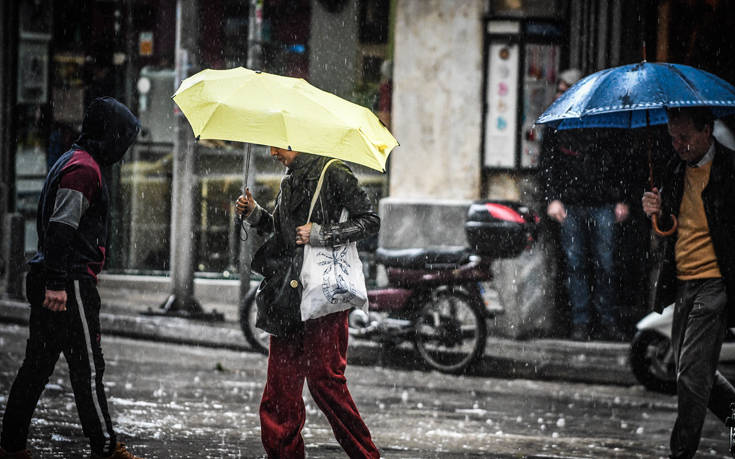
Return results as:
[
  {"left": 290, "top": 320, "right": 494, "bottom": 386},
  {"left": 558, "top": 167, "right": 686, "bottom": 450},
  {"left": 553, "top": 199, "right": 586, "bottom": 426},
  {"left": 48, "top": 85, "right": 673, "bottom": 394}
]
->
[{"left": 0, "top": 271, "right": 116, "bottom": 455}]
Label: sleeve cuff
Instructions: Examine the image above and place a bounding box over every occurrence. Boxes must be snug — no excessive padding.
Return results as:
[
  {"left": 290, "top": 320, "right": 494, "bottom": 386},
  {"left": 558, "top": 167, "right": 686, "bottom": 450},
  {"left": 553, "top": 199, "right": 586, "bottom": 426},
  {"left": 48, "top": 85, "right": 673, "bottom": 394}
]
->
[
  {"left": 45, "top": 278, "right": 67, "bottom": 291},
  {"left": 245, "top": 204, "right": 263, "bottom": 225},
  {"left": 309, "top": 223, "right": 326, "bottom": 247}
]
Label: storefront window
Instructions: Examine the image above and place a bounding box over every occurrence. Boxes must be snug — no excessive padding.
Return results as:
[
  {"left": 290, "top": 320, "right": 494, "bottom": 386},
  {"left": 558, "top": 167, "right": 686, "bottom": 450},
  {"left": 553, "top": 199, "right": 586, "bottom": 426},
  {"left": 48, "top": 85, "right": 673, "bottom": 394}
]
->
[
  {"left": 112, "top": 138, "right": 384, "bottom": 276},
  {"left": 15, "top": 0, "right": 52, "bottom": 254},
  {"left": 12, "top": 0, "right": 387, "bottom": 277}
]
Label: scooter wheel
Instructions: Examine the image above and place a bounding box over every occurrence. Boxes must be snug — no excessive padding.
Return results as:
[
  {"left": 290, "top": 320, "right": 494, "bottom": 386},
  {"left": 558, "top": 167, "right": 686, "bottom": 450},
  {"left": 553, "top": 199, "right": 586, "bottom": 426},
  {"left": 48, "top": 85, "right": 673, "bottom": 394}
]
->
[
  {"left": 629, "top": 329, "right": 676, "bottom": 394},
  {"left": 238, "top": 289, "right": 270, "bottom": 355},
  {"left": 413, "top": 290, "right": 487, "bottom": 374}
]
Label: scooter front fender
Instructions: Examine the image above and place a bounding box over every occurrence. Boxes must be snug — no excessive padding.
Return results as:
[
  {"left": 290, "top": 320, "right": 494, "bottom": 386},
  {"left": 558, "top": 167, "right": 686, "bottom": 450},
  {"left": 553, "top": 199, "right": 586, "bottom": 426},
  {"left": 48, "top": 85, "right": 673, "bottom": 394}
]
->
[{"left": 635, "top": 303, "right": 675, "bottom": 338}]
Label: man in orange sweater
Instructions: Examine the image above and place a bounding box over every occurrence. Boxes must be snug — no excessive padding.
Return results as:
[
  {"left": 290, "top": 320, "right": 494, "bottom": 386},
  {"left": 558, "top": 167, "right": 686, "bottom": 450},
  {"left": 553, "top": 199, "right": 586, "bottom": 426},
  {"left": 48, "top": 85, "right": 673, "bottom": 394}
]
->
[{"left": 642, "top": 107, "right": 735, "bottom": 458}]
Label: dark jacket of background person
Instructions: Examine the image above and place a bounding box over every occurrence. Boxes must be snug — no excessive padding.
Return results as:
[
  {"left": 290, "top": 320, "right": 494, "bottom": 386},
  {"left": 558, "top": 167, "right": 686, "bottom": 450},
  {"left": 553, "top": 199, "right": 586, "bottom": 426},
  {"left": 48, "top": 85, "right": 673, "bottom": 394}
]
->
[
  {"left": 649, "top": 140, "right": 735, "bottom": 324},
  {"left": 28, "top": 97, "right": 140, "bottom": 290},
  {"left": 248, "top": 153, "right": 380, "bottom": 329},
  {"left": 539, "top": 128, "right": 627, "bottom": 206}
]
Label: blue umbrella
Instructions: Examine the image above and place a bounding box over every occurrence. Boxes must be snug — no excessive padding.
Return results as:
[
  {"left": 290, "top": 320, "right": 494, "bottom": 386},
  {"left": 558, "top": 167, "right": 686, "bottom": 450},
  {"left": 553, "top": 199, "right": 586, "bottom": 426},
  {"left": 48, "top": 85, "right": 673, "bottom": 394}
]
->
[
  {"left": 536, "top": 62, "right": 735, "bottom": 130},
  {"left": 536, "top": 62, "right": 735, "bottom": 236}
]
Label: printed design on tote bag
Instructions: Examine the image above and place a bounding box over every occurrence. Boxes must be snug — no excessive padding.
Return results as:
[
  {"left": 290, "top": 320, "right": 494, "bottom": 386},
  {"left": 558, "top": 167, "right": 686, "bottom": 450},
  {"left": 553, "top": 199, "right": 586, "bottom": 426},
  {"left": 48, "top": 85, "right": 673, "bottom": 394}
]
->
[{"left": 317, "top": 244, "right": 359, "bottom": 304}]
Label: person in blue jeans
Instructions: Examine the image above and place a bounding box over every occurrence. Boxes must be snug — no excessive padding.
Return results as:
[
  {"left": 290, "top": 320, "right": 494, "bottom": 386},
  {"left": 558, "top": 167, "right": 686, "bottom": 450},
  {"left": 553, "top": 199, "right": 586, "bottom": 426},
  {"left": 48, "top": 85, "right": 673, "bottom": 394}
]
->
[{"left": 538, "top": 69, "right": 630, "bottom": 341}]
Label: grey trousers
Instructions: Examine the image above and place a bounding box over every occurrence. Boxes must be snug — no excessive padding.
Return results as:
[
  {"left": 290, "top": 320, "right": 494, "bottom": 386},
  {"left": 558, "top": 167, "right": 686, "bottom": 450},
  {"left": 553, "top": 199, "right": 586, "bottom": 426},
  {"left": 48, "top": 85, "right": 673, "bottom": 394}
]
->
[{"left": 670, "top": 278, "right": 735, "bottom": 459}]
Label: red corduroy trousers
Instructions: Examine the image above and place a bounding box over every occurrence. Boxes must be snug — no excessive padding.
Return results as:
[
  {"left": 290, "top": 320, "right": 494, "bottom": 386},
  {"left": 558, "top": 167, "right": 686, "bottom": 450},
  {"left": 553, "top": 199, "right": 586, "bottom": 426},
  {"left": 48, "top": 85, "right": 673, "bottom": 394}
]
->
[{"left": 259, "top": 310, "right": 380, "bottom": 458}]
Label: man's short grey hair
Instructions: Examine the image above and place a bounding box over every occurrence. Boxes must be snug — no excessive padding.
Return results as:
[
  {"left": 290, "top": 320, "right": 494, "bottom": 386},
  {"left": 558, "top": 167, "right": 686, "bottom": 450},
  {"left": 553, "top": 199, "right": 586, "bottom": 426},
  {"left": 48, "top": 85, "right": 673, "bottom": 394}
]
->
[{"left": 558, "top": 68, "right": 583, "bottom": 86}]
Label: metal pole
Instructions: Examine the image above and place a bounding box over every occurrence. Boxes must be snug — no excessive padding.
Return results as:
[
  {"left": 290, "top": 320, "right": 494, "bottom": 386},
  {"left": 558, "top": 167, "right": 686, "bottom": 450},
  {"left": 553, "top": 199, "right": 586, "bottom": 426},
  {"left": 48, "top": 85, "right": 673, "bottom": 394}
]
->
[
  {"left": 247, "top": 0, "right": 263, "bottom": 70},
  {"left": 152, "top": 0, "right": 222, "bottom": 320},
  {"left": 124, "top": 0, "right": 135, "bottom": 107},
  {"left": 239, "top": 144, "right": 257, "bottom": 303},
  {"left": 239, "top": 0, "right": 263, "bottom": 306}
]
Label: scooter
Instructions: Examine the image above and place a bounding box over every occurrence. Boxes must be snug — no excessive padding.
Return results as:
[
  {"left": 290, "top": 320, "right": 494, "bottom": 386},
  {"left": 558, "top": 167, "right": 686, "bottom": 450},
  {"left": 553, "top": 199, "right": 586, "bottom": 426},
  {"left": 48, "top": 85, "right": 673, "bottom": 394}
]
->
[
  {"left": 726, "top": 404, "right": 735, "bottom": 457},
  {"left": 239, "top": 200, "right": 538, "bottom": 374},
  {"left": 630, "top": 304, "right": 735, "bottom": 394}
]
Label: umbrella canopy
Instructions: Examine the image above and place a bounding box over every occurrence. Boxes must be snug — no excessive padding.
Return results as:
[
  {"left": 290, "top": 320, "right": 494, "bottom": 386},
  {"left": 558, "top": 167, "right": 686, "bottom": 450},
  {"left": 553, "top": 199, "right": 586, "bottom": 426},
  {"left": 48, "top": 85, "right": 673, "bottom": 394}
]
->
[
  {"left": 172, "top": 67, "right": 398, "bottom": 172},
  {"left": 536, "top": 62, "right": 735, "bottom": 130}
]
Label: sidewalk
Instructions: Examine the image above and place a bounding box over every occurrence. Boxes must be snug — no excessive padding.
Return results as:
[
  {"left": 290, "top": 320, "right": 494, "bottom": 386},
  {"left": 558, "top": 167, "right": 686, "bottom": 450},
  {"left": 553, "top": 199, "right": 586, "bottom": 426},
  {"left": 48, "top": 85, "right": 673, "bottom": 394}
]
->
[{"left": 0, "top": 277, "right": 636, "bottom": 387}]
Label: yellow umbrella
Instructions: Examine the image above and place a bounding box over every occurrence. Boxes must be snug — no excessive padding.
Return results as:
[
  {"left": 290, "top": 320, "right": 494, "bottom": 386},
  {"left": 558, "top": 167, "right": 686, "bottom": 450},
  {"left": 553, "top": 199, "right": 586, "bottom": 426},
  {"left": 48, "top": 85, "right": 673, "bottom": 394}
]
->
[{"left": 172, "top": 67, "right": 398, "bottom": 172}]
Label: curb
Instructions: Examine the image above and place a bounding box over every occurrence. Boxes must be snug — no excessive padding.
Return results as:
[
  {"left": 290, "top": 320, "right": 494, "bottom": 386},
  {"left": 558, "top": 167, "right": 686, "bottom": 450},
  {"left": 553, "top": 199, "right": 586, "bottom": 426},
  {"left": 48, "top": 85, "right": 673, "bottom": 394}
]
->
[
  {"left": 0, "top": 298, "right": 251, "bottom": 351},
  {"left": 0, "top": 298, "right": 636, "bottom": 386}
]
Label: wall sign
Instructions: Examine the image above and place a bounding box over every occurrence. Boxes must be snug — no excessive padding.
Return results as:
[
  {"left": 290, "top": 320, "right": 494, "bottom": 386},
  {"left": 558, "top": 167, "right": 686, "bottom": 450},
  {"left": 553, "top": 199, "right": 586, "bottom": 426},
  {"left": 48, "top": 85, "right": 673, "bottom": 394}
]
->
[
  {"left": 139, "top": 31, "right": 154, "bottom": 57},
  {"left": 484, "top": 41, "right": 518, "bottom": 168}
]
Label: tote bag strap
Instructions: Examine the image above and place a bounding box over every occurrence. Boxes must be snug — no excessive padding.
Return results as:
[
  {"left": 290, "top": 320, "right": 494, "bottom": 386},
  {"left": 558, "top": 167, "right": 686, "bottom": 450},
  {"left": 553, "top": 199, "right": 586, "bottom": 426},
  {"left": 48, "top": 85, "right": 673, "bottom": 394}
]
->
[{"left": 306, "top": 159, "right": 339, "bottom": 224}]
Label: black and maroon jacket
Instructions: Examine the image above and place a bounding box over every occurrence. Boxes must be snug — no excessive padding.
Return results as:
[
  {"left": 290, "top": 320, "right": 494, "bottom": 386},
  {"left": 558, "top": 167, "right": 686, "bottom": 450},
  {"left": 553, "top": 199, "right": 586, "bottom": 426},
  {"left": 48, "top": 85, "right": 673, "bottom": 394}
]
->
[{"left": 29, "top": 97, "right": 139, "bottom": 290}]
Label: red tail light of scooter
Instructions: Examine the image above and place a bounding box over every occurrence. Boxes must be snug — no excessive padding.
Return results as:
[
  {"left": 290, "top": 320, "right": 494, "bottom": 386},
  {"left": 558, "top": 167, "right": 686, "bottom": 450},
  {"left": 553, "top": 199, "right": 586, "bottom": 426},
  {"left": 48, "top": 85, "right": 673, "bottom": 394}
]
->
[{"left": 464, "top": 200, "right": 538, "bottom": 258}]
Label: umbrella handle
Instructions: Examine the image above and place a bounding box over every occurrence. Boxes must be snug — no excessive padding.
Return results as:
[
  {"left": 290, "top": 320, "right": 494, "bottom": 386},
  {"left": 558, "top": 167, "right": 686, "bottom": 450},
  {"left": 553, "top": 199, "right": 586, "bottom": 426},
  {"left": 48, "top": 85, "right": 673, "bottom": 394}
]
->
[
  {"left": 647, "top": 137, "right": 677, "bottom": 236},
  {"left": 652, "top": 213, "right": 678, "bottom": 236}
]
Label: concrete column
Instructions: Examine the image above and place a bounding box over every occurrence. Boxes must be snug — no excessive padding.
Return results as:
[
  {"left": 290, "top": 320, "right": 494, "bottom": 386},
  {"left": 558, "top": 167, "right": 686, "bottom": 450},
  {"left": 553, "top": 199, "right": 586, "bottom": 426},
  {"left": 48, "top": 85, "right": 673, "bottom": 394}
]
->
[
  {"left": 390, "top": 0, "right": 484, "bottom": 201},
  {"left": 381, "top": 0, "right": 484, "bottom": 254}
]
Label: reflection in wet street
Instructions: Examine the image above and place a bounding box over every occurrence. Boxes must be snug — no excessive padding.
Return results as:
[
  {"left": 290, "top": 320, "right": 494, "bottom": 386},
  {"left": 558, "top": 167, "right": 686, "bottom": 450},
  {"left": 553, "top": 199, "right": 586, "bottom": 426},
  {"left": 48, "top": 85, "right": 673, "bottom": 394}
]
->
[{"left": 0, "top": 322, "right": 730, "bottom": 458}]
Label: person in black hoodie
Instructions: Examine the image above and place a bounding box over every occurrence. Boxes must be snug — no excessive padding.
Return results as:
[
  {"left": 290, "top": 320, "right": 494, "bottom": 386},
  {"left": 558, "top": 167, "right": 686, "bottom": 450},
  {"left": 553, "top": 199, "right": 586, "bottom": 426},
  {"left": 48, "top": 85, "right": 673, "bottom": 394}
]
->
[{"left": 0, "top": 97, "right": 142, "bottom": 459}]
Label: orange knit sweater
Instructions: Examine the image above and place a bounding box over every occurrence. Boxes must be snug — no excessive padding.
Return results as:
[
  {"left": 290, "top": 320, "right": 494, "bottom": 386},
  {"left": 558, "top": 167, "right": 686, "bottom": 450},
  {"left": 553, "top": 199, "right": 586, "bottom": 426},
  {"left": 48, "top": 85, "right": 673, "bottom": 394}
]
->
[{"left": 676, "top": 162, "right": 722, "bottom": 280}]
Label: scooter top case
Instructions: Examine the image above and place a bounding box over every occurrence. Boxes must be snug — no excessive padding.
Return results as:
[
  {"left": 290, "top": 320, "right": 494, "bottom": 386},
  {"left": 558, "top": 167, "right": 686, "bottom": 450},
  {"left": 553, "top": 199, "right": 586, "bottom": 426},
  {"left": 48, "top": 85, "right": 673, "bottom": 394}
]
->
[{"left": 465, "top": 200, "right": 538, "bottom": 259}]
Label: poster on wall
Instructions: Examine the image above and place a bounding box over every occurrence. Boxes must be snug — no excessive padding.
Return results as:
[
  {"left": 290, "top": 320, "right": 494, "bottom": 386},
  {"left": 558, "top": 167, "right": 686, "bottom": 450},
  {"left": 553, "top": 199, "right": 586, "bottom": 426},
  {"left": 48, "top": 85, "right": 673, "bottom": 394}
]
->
[
  {"left": 484, "top": 42, "right": 519, "bottom": 168},
  {"left": 521, "top": 43, "right": 559, "bottom": 168}
]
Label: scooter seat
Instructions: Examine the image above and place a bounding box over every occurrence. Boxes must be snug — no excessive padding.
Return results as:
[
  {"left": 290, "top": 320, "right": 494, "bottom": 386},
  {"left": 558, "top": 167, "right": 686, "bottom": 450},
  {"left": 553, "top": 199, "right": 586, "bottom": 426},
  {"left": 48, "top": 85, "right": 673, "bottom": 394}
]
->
[{"left": 375, "top": 246, "right": 470, "bottom": 270}]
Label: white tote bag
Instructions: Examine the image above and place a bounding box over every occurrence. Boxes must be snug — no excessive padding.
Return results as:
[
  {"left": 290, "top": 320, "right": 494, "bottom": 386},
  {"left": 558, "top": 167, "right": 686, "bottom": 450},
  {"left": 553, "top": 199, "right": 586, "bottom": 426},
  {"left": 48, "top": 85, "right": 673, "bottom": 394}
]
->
[{"left": 299, "top": 160, "right": 369, "bottom": 321}]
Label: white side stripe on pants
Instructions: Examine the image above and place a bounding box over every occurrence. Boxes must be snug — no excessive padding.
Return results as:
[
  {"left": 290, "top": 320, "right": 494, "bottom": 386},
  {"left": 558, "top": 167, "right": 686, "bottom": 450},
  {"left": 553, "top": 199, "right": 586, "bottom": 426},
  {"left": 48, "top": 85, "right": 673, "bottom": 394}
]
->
[{"left": 75, "top": 280, "right": 111, "bottom": 450}]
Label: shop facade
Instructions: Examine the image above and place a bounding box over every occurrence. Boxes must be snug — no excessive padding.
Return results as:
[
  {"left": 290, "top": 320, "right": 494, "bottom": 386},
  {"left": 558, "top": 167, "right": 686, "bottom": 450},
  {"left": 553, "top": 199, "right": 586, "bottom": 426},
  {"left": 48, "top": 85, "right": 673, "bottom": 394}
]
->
[{"left": 1, "top": 0, "right": 391, "bottom": 293}]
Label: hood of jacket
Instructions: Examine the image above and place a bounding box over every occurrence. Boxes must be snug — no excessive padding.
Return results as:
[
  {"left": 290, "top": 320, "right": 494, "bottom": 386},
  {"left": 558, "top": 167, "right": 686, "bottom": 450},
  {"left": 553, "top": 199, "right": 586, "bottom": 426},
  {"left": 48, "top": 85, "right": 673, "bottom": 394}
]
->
[{"left": 75, "top": 97, "right": 140, "bottom": 166}]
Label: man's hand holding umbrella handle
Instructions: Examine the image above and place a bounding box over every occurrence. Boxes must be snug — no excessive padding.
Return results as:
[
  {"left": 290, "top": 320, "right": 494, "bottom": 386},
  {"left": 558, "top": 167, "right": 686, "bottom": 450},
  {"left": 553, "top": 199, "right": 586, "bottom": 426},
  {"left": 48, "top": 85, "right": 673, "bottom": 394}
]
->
[
  {"left": 43, "top": 289, "right": 67, "bottom": 312},
  {"left": 642, "top": 188, "right": 662, "bottom": 218},
  {"left": 642, "top": 187, "right": 678, "bottom": 236},
  {"left": 236, "top": 188, "right": 255, "bottom": 218},
  {"left": 547, "top": 199, "right": 567, "bottom": 224}
]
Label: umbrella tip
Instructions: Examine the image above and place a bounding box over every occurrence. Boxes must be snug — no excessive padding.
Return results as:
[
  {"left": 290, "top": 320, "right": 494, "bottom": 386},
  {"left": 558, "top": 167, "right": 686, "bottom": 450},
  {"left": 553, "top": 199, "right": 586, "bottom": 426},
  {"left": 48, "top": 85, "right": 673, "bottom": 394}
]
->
[{"left": 287, "top": 145, "right": 292, "bottom": 151}]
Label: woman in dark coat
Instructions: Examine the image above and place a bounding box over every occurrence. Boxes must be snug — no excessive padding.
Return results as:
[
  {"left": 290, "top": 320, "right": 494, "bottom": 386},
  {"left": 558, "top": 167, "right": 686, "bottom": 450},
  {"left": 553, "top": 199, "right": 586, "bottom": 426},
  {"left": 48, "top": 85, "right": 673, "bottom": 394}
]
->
[{"left": 236, "top": 146, "right": 380, "bottom": 459}]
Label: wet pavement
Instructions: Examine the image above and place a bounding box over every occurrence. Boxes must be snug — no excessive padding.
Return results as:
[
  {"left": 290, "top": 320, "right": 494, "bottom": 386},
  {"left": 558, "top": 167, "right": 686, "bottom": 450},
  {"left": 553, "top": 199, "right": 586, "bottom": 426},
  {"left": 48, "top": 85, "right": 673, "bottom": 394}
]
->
[{"left": 0, "top": 322, "right": 731, "bottom": 458}]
